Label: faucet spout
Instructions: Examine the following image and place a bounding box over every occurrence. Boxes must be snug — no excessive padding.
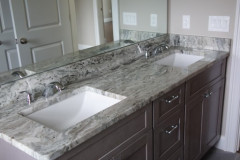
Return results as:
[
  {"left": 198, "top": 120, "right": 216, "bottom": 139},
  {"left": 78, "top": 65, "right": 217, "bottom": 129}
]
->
[
  {"left": 12, "top": 71, "right": 26, "bottom": 78},
  {"left": 42, "top": 81, "right": 65, "bottom": 98},
  {"left": 49, "top": 82, "right": 65, "bottom": 91}
]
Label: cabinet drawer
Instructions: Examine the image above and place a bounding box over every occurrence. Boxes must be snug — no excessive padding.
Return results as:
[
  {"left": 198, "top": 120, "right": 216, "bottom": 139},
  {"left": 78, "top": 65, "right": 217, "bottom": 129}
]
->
[
  {"left": 154, "top": 108, "right": 184, "bottom": 160},
  {"left": 57, "top": 104, "right": 152, "bottom": 160},
  {"left": 186, "top": 59, "right": 226, "bottom": 100},
  {"left": 153, "top": 84, "right": 184, "bottom": 126}
]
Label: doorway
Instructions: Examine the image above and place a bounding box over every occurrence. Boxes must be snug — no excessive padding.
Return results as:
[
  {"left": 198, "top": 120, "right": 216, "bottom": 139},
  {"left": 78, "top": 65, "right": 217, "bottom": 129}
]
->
[{"left": 102, "top": 0, "right": 114, "bottom": 43}]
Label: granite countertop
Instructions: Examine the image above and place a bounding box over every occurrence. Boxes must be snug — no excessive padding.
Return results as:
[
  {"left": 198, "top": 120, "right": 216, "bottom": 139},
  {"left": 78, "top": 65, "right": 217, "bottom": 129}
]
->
[{"left": 0, "top": 47, "right": 229, "bottom": 160}]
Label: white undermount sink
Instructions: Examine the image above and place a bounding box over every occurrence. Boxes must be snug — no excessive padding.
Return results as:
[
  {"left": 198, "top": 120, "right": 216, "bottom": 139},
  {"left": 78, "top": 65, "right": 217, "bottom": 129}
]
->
[
  {"left": 155, "top": 53, "right": 204, "bottom": 68},
  {"left": 22, "top": 86, "right": 126, "bottom": 132}
]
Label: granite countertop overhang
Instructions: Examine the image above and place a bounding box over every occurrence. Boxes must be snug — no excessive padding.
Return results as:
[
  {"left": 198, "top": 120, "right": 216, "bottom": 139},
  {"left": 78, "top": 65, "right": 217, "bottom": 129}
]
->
[{"left": 0, "top": 46, "right": 229, "bottom": 160}]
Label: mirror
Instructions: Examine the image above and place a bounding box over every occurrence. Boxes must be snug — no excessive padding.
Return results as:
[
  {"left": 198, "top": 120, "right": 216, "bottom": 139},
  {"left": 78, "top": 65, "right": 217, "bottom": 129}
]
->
[{"left": 0, "top": 0, "right": 167, "bottom": 85}]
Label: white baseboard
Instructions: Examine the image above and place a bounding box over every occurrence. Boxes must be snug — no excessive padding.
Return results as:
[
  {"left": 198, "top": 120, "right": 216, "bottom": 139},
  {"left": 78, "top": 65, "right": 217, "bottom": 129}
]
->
[
  {"left": 78, "top": 44, "right": 93, "bottom": 50},
  {"left": 216, "top": 135, "right": 238, "bottom": 153},
  {"left": 216, "top": 136, "right": 227, "bottom": 151}
]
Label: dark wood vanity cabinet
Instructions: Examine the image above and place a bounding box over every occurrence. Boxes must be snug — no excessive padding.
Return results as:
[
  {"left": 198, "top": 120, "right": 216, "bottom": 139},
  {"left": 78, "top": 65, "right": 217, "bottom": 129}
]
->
[
  {"left": 57, "top": 104, "right": 153, "bottom": 160},
  {"left": 58, "top": 57, "right": 226, "bottom": 160},
  {"left": 184, "top": 59, "right": 226, "bottom": 160}
]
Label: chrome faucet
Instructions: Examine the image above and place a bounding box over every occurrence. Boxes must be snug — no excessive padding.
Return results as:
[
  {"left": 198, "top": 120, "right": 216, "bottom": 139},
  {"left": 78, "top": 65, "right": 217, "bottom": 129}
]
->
[
  {"left": 153, "top": 43, "right": 169, "bottom": 55},
  {"left": 137, "top": 43, "right": 154, "bottom": 58},
  {"left": 49, "top": 82, "right": 65, "bottom": 91},
  {"left": 20, "top": 91, "right": 34, "bottom": 105},
  {"left": 12, "top": 71, "right": 26, "bottom": 78},
  {"left": 124, "top": 40, "right": 135, "bottom": 44},
  {"left": 42, "top": 81, "right": 65, "bottom": 97}
]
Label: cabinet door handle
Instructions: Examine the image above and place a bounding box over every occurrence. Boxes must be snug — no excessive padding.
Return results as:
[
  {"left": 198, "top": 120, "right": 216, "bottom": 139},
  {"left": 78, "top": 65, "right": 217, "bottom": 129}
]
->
[
  {"left": 165, "top": 125, "right": 178, "bottom": 134},
  {"left": 204, "top": 92, "right": 213, "bottom": 98},
  {"left": 164, "top": 95, "right": 179, "bottom": 104}
]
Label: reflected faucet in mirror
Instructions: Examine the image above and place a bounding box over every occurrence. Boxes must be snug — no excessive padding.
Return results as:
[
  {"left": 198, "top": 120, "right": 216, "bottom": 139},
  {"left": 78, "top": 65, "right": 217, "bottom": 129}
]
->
[{"left": 11, "top": 71, "right": 26, "bottom": 78}]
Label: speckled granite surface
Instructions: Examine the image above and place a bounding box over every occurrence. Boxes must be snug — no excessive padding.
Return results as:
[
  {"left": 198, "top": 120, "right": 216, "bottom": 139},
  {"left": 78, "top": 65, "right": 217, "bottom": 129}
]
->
[
  {"left": 0, "top": 35, "right": 169, "bottom": 107},
  {"left": 169, "top": 34, "right": 231, "bottom": 52},
  {"left": 0, "top": 45, "right": 229, "bottom": 160},
  {"left": 120, "top": 29, "right": 164, "bottom": 41}
]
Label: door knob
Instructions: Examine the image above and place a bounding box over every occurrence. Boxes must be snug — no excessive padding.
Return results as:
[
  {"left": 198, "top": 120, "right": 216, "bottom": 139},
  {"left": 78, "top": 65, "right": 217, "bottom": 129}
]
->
[{"left": 20, "top": 38, "right": 28, "bottom": 44}]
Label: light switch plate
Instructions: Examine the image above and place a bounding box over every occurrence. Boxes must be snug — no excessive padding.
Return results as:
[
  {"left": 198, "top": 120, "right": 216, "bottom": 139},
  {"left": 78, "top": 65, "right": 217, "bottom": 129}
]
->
[
  {"left": 208, "top": 16, "right": 230, "bottom": 32},
  {"left": 123, "top": 12, "right": 137, "bottom": 26},
  {"left": 182, "top": 15, "right": 190, "bottom": 29},
  {"left": 150, "top": 14, "right": 158, "bottom": 27}
]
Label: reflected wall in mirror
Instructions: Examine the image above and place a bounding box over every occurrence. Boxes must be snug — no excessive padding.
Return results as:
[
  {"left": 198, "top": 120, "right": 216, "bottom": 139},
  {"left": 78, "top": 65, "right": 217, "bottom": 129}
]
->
[{"left": 0, "top": 0, "right": 167, "bottom": 84}]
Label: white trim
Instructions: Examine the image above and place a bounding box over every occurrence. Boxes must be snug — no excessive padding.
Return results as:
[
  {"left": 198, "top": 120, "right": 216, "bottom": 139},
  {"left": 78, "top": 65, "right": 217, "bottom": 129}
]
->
[
  {"left": 78, "top": 44, "right": 93, "bottom": 50},
  {"left": 104, "top": 18, "right": 112, "bottom": 23},
  {"left": 216, "top": 136, "right": 227, "bottom": 150},
  {"left": 93, "top": 0, "right": 100, "bottom": 45},
  {"left": 69, "top": 0, "right": 78, "bottom": 52},
  {"left": 216, "top": 0, "right": 240, "bottom": 153},
  {"left": 111, "top": 0, "right": 120, "bottom": 41}
]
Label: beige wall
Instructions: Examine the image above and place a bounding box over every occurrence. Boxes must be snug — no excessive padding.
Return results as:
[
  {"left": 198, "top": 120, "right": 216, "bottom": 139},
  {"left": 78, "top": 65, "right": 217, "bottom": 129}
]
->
[
  {"left": 169, "top": 0, "right": 237, "bottom": 38},
  {"left": 102, "top": 0, "right": 112, "bottom": 19},
  {"left": 75, "top": 0, "right": 96, "bottom": 46},
  {"left": 119, "top": 0, "right": 167, "bottom": 33}
]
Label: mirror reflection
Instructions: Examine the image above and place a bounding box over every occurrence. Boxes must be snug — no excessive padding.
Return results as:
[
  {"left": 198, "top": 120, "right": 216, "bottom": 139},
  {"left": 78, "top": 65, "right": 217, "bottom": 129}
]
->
[{"left": 0, "top": 0, "right": 167, "bottom": 84}]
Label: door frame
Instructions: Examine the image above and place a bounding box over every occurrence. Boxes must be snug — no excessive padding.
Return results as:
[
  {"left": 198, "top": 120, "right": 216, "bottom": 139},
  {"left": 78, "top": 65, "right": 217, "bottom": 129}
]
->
[
  {"left": 93, "top": 0, "right": 119, "bottom": 45},
  {"left": 111, "top": 0, "right": 120, "bottom": 41},
  {"left": 69, "top": 0, "right": 78, "bottom": 52},
  {"left": 216, "top": 0, "right": 240, "bottom": 152}
]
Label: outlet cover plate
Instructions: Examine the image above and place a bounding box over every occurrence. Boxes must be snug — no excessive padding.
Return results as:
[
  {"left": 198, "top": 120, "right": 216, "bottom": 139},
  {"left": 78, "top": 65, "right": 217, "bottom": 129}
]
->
[
  {"left": 150, "top": 14, "right": 158, "bottom": 27},
  {"left": 123, "top": 12, "right": 137, "bottom": 26},
  {"left": 208, "top": 16, "right": 230, "bottom": 32},
  {"left": 182, "top": 15, "right": 190, "bottom": 29}
]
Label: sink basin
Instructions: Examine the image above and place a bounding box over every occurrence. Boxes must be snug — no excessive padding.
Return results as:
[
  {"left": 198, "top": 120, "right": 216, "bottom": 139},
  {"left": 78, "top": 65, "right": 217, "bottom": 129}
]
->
[
  {"left": 22, "top": 86, "right": 126, "bottom": 132},
  {"left": 155, "top": 53, "right": 204, "bottom": 68}
]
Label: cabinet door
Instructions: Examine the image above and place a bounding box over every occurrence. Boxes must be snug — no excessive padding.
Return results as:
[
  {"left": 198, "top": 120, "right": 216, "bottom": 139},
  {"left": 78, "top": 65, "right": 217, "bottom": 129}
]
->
[
  {"left": 114, "top": 131, "right": 153, "bottom": 160},
  {"left": 167, "top": 147, "right": 183, "bottom": 160},
  {"left": 185, "top": 94, "right": 204, "bottom": 160},
  {"left": 201, "top": 80, "right": 224, "bottom": 154}
]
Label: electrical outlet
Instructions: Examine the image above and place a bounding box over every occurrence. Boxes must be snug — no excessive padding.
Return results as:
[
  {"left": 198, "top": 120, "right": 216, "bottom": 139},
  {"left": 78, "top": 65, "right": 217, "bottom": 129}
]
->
[
  {"left": 151, "top": 14, "right": 158, "bottom": 27},
  {"left": 182, "top": 15, "right": 190, "bottom": 29},
  {"left": 123, "top": 12, "right": 137, "bottom": 26},
  {"left": 208, "top": 16, "right": 230, "bottom": 32}
]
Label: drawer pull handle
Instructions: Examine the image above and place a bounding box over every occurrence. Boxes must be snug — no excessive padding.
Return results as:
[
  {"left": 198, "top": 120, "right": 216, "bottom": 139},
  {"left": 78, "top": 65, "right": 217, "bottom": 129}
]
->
[
  {"left": 165, "top": 95, "right": 179, "bottom": 104},
  {"left": 165, "top": 125, "right": 178, "bottom": 134}
]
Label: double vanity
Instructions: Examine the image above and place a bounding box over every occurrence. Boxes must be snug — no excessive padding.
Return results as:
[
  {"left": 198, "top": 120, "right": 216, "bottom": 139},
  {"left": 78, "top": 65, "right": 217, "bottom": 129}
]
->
[{"left": 0, "top": 36, "right": 229, "bottom": 160}]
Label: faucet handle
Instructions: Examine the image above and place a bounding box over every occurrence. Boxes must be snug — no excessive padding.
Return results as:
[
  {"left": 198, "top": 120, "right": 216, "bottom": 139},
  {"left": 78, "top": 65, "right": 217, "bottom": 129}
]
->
[
  {"left": 49, "top": 82, "right": 65, "bottom": 91},
  {"left": 20, "top": 91, "right": 34, "bottom": 105},
  {"left": 159, "top": 43, "right": 169, "bottom": 50}
]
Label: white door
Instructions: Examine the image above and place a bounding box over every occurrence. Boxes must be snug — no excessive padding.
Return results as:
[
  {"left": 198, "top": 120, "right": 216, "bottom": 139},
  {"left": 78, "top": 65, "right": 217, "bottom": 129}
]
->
[
  {"left": 0, "top": 0, "right": 20, "bottom": 73},
  {"left": 9, "top": 0, "right": 73, "bottom": 66}
]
